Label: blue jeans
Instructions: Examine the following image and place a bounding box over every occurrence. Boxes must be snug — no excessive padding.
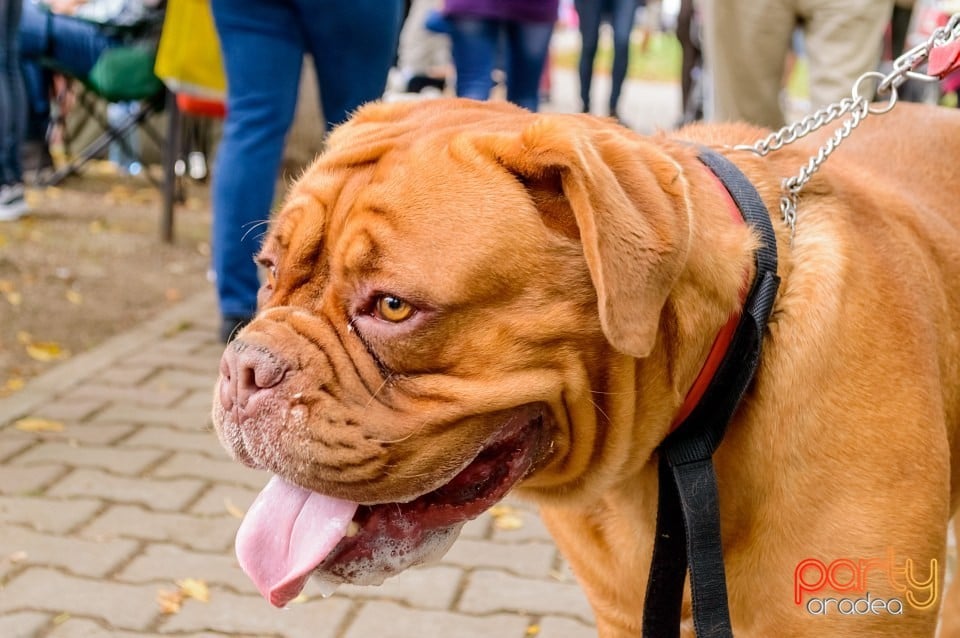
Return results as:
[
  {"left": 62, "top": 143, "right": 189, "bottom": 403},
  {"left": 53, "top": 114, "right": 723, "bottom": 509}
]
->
[
  {"left": 19, "top": 0, "right": 119, "bottom": 138},
  {"left": 0, "top": 0, "right": 26, "bottom": 185},
  {"left": 210, "top": 0, "right": 403, "bottom": 320},
  {"left": 446, "top": 16, "right": 554, "bottom": 112},
  {"left": 575, "top": 0, "right": 638, "bottom": 114}
]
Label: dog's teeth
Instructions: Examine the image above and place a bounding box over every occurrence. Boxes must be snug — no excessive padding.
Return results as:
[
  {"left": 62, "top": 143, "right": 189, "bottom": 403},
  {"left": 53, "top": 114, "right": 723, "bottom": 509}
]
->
[{"left": 345, "top": 521, "right": 361, "bottom": 537}]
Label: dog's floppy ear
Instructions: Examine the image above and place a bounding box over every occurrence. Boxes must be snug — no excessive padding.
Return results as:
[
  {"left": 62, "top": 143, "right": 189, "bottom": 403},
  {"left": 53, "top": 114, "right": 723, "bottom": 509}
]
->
[{"left": 475, "top": 116, "right": 692, "bottom": 358}]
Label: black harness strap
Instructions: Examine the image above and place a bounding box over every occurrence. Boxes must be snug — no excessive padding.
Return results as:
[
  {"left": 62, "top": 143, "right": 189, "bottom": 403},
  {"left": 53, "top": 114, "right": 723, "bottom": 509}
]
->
[{"left": 641, "top": 149, "right": 780, "bottom": 637}]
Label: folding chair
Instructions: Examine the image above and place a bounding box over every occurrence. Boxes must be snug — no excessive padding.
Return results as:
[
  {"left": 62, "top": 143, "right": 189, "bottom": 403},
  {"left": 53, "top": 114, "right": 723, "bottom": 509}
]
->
[
  {"left": 41, "top": 18, "right": 167, "bottom": 187},
  {"left": 161, "top": 92, "right": 225, "bottom": 242}
]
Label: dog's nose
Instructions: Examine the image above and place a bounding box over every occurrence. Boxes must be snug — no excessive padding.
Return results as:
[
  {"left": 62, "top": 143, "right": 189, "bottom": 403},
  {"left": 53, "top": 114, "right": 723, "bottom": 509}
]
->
[{"left": 219, "top": 341, "right": 289, "bottom": 413}]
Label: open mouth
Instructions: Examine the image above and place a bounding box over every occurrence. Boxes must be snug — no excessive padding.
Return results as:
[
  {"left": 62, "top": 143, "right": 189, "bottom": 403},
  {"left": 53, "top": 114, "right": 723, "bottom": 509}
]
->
[{"left": 234, "top": 405, "right": 547, "bottom": 607}]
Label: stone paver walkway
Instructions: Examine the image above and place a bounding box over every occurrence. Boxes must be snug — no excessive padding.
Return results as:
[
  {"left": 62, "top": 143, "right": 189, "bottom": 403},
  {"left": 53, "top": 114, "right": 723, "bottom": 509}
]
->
[{"left": 0, "top": 291, "right": 597, "bottom": 638}]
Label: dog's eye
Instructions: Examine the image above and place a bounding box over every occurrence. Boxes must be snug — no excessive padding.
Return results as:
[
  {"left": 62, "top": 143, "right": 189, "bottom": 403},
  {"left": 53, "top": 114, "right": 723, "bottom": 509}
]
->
[{"left": 374, "top": 295, "right": 414, "bottom": 322}]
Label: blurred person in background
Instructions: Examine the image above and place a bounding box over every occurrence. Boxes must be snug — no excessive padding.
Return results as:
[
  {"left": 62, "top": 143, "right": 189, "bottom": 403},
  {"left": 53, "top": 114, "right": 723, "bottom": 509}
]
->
[
  {"left": 18, "top": 0, "right": 165, "bottom": 179},
  {"left": 210, "top": 0, "right": 404, "bottom": 342},
  {"left": 699, "top": 0, "right": 894, "bottom": 129},
  {"left": 574, "top": 0, "right": 639, "bottom": 119},
  {"left": 1, "top": 0, "right": 27, "bottom": 220},
  {"left": 395, "top": 0, "right": 450, "bottom": 94},
  {"left": 442, "top": 0, "right": 559, "bottom": 112}
]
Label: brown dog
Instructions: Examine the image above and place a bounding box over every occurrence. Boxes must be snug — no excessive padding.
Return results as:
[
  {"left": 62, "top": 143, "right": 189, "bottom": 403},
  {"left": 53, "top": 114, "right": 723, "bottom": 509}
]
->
[{"left": 212, "top": 97, "right": 960, "bottom": 637}]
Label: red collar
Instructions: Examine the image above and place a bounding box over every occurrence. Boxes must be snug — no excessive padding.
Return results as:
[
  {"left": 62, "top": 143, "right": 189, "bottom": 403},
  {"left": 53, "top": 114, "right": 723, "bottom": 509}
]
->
[{"left": 669, "top": 169, "right": 749, "bottom": 431}]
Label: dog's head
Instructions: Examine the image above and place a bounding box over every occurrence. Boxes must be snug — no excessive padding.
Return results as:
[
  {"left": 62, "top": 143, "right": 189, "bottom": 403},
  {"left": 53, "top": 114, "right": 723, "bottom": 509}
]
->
[{"left": 212, "top": 98, "right": 708, "bottom": 606}]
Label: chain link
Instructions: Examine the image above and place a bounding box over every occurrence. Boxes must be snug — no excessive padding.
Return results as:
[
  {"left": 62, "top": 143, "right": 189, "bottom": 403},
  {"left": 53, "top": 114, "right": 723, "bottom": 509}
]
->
[{"left": 733, "top": 12, "right": 960, "bottom": 239}]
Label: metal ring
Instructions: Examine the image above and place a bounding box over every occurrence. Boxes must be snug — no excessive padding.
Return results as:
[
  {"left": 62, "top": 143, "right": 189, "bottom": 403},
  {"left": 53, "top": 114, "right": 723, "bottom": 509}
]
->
[
  {"left": 868, "top": 86, "right": 898, "bottom": 115},
  {"left": 852, "top": 71, "right": 886, "bottom": 101},
  {"left": 853, "top": 71, "right": 898, "bottom": 115}
]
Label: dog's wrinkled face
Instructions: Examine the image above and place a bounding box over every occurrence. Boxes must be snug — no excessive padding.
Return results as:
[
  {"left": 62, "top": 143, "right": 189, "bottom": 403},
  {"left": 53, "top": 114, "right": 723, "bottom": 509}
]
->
[{"left": 212, "top": 98, "right": 694, "bottom": 607}]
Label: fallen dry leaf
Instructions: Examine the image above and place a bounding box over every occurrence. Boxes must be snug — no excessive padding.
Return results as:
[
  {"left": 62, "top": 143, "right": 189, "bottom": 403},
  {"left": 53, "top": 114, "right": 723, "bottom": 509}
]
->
[
  {"left": 526, "top": 624, "right": 541, "bottom": 636},
  {"left": 157, "top": 589, "right": 183, "bottom": 614},
  {"left": 489, "top": 504, "right": 524, "bottom": 531},
  {"left": 65, "top": 289, "right": 83, "bottom": 305},
  {"left": 25, "top": 341, "right": 69, "bottom": 362},
  {"left": 289, "top": 593, "right": 309, "bottom": 605},
  {"left": 52, "top": 612, "right": 71, "bottom": 625},
  {"left": 3, "top": 289, "right": 22, "bottom": 306},
  {"left": 176, "top": 578, "right": 210, "bottom": 602},
  {"left": 2, "top": 377, "right": 25, "bottom": 394},
  {"left": 224, "top": 498, "right": 245, "bottom": 519},
  {"left": 14, "top": 417, "right": 64, "bottom": 433}
]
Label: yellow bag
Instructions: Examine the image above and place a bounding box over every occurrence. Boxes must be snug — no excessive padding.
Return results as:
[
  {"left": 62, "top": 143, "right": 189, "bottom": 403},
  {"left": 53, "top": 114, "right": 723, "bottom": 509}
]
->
[{"left": 154, "top": 0, "right": 226, "bottom": 99}]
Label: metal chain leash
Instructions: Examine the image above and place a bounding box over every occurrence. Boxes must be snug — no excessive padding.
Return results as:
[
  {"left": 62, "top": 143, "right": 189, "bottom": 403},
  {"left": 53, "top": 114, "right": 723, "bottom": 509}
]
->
[{"left": 732, "top": 12, "right": 960, "bottom": 239}]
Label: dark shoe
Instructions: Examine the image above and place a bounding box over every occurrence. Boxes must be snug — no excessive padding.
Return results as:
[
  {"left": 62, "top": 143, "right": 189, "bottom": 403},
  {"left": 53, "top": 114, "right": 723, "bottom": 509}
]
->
[
  {"left": 406, "top": 74, "right": 446, "bottom": 94},
  {"left": 221, "top": 315, "right": 253, "bottom": 343}
]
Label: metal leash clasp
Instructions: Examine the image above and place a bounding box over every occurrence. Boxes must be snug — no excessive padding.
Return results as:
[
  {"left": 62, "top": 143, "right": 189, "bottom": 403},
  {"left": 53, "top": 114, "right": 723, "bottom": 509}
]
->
[{"left": 733, "top": 12, "right": 960, "bottom": 240}]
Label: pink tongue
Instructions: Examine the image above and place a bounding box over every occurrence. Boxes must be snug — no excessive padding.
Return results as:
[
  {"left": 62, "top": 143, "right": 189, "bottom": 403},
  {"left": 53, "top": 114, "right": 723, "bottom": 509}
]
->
[{"left": 235, "top": 475, "right": 359, "bottom": 607}]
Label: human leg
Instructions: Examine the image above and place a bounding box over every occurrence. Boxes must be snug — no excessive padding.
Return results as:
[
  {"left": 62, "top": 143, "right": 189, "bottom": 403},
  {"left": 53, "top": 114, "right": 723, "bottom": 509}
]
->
[
  {"left": 801, "top": 0, "right": 893, "bottom": 110},
  {"left": 21, "top": 8, "right": 117, "bottom": 79},
  {"left": 0, "top": 0, "right": 26, "bottom": 187},
  {"left": 210, "top": 0, "right": 305, "bottom": 335},
  {"left": 574, "top": 0, "right": 602, "bottom": 112},
  {"left": 699, "top": 0, "right": 795, "bottom": 129},
  {"left": 503, "top": 20, "right": 554, "bottom": 112},
  {"left": 446, "top": 15, "right": 499, "bottom": 101},
  {"left": 608, "top": 0, "right": 639, "bottom": 116},
  {"left": 299, "top": 0, "right": 403, "bottom": 129}
]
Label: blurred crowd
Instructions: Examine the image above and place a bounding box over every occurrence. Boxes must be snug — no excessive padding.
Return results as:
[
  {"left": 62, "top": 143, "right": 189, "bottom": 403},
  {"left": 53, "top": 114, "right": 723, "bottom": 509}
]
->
[{"left": 1, "top": 0, "right": 955, "bottom": 342}]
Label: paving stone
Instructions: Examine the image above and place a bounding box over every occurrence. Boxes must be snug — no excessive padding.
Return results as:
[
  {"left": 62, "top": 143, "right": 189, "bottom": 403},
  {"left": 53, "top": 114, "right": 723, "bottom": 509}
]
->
[
  {"left": 158, "top": 587, "right": 352, "bottom": 638},
  {"left": 3, "top": 422, "right": 137, "bottom": 446},
  {"left": 178, "top": 389, "right": 219, "bottom": 411},
  {"left": 459, "top": 514, "right": 490, "bottom": 540},
  {"left": 48, "top": 618, "right": 231, "bottom": 638},
  {"left": 96, "top": 364, "right": 159, "bottom": 386},
  {"left": 147, "top": 369, "right": 220, "bottom": 392},
  {"left": 30, "top": 396, "right": 107, "bottom": 422},
  {"left": 3, "top": 525, "right": 138, "bottom": 577},
  {"left": 458, "top": 568, "right": 594, "bottom": 624},
  {"left": 0, "top": 611, "right": 51, "bottom": 637},
  {"left": 151, "top": 451, "right": 268, "bottom": 488},
  {"left": 0, "top": 464, "right": 66, "bottom": 495},
  {"left": 337, "top": 564, "right": 463, "bottom": 610},
  {"left": 0, "top": 437, "right": 33, "bottom": 461},
  {"left": 0, "top": 495, "right": 101, "bottom": 533},
  {"left": 343, "top": 600, "right": 531, "bottom": 638},
  {"left": 83, "top": 505, "right": 238, "bottom": 552},
  {"left": 489, "top": 506, "right": 555, "bottom": 543},
  {"left": 189, "top": 484, "right": 261, "bottom": 516},
  {"left": 13, "top": 442, "right": 166, "bottom": 475},
  {"left": 47, "top": 469, "right": 206, "bottom": 511},
  {"left": 124, "top": 350, "right": 220, "bottom": 374},
  {"left": 122, "top": 426, "right": 227, "bottom": 457},
  {"left": 442, "top": 538, "right": 556, "bottom": 578},
  {"left": 537, "top": 615, "right": 597, "bottom": 638},
  {"left": 60, "top": 384, "right": 186, "bottom": 408},
  {"left": 0, "top": 568, "right": 160, "bottom": 630},
  {"left": 116, "top": 543, "right": 254, "bottom": 594},
  {"left": 93, "top": 404, "right": 211, "bottom": 428}
]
